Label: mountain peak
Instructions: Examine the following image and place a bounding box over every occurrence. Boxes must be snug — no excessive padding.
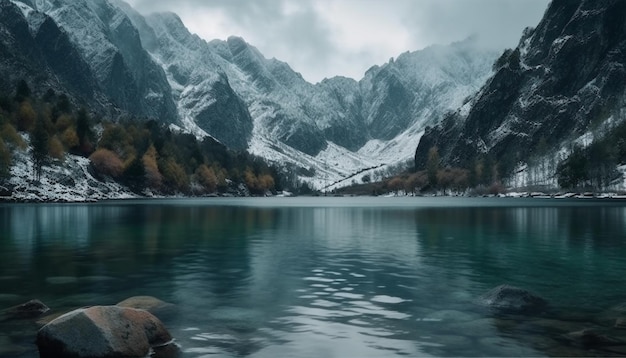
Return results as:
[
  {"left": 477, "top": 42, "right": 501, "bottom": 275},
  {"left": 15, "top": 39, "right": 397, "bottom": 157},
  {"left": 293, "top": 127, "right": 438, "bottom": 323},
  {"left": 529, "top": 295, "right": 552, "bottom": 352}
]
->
[{"left": 415, "top": 0, "right": 626, "bottom": 189}]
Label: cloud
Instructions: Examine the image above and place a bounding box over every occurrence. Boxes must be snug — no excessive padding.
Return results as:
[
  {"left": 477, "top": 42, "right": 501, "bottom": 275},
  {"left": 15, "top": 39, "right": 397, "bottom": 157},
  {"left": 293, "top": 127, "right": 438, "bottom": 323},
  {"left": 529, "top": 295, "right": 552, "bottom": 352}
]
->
[
  {"left": 124, "top": 0, "right": 549, "bottom": 83},
  {"left": 403, "top": 0, "right": 549, "bottom": 50}
]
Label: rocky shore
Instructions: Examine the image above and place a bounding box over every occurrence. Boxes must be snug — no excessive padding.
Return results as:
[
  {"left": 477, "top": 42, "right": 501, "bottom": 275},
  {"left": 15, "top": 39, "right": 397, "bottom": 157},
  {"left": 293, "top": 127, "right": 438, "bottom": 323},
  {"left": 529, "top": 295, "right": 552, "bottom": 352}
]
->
[
  {"left": 1, "top": 296, "right": 180, "bottom": 358},
  {"left": 2, "top": 285, "right": 626, "bottom": 357}
]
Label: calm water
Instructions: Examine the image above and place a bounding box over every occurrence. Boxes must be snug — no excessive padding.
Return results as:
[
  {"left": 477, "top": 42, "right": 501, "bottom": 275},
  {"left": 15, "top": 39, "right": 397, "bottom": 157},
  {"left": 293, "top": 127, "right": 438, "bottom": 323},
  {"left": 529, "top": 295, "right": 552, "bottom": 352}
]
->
[{"left": 2, "top": 197, "right": 626, "bottom": 357}]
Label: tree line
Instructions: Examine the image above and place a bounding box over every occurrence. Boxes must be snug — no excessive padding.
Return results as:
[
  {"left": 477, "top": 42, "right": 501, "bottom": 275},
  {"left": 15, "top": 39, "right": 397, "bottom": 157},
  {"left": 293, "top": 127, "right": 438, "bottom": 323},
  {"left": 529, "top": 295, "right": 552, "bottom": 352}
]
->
[
  {"left": 0, "top": 80, "right": 286, "bottom": 196},
  {"left": 556, "top": 121, "right": 626, "bottom": 191}
]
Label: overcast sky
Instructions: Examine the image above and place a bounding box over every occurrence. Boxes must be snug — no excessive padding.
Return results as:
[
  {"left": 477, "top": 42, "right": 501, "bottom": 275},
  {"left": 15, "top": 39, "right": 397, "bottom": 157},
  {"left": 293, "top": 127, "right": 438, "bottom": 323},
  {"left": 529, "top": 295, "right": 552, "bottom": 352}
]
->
[{"left": 125, "top": 0, "right": 550, "bottom": 83}]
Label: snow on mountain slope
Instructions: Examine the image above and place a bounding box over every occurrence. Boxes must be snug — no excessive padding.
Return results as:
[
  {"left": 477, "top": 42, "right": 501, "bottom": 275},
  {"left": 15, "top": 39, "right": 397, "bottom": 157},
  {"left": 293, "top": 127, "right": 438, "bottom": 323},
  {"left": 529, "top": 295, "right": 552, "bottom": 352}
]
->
[
  {"left": 112, "top": 2, "right": 497, "bottom": 188},
  {"left": 8, "top": 0, "right": 499, "bottom": 190},
  {"left": 17, "top": 0, "right": 177, "bottom": 122},
  {"left": 4, "top": 137, "right": 135, "bottom": 202},
  {"left": 415, "top": 0, "right": 626, "bottom": 189}
]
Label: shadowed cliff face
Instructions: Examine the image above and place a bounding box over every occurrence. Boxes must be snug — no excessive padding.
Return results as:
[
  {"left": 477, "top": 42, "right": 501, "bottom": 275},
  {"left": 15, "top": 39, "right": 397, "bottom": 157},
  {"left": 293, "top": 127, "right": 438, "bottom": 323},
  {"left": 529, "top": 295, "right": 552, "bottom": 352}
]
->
[
  {"left": 415, "top": 0, "right": 626, "bottom": 175},
  {"left": 193, "top": 75, "right": 253, "bottom": 150},
  {"left": 31, "top": 0, "right": 178, "bottom": 122},
  {"left": 0, "top": 1, "right": 102, "bottom": 106}
]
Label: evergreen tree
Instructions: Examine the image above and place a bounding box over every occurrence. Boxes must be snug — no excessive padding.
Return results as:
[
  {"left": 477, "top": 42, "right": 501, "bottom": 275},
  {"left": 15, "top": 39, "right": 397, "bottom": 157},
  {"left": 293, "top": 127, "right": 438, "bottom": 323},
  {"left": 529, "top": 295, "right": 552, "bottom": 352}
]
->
[
  {"left": 426, "top": 146, "right": 440, "bottom": 189},
  {"left": 122, "top": 156, "right": 146, "bottom": 192},
  {"left": 31, "top": 116, "right": 49, "bottom": 181},
  {"left": 556, "top": 146, "right": 588, "bottom": 189},
  {"left": 76, "top": 108, "right": 93, "bottom": 152},
  {"left": 14, "top": 80, "right": 31, "bottom": 103},
  {"left": 0, "top": 138, "right": 10, "bottom": 179}
]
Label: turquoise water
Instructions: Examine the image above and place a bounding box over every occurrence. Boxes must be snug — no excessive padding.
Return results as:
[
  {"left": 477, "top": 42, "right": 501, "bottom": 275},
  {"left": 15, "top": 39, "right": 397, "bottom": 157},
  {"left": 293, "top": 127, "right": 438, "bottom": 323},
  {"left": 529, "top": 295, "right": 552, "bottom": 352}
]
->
[{"left": 2, "top": 197, "right": 626, "bottom": 357}]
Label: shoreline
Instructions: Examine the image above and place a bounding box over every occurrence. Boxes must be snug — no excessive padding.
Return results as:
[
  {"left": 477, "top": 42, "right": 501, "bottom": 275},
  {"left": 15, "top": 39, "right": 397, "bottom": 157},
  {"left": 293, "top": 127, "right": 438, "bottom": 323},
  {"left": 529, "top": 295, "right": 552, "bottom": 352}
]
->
[{"left": 3, "top": 191, "right": 626, "bottom": 204}]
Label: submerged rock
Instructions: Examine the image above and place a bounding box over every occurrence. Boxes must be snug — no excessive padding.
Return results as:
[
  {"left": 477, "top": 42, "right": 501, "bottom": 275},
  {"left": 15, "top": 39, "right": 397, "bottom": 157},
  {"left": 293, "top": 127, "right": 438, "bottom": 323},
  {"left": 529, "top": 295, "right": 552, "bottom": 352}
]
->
[
  {"left": 117, "top": 296, "right": 177, "bottom": 321},
  {"left": 563, "top": 328, "right": 625, "bottom": 347},
  {"left": 1, "top": 299, "right": 50, "bottom": 321},
  {"left": 476, "top": 284, "right": 547, "bottom": 314},
  {"left": 37, "top": 305, "right": 177, "bottom": 358}
]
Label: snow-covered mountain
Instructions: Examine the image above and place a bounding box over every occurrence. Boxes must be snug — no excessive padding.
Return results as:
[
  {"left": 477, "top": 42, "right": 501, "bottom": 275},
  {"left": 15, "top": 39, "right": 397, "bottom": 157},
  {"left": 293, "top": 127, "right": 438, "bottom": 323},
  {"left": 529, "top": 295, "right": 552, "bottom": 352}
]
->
[
  {"left": 5, "top": 0, "right": 499, "bottom": 188},
  {"left": 0, "top": 0, "right": 105, "bottom": 109},
  {"left": 415, "top": 0, "right": 626, "bottom": 188}
]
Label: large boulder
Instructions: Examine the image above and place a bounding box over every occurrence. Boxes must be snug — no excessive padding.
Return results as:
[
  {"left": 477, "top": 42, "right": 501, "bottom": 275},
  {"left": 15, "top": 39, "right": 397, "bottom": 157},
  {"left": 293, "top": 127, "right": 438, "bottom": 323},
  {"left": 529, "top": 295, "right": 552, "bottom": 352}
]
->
[
  {"left": 476, "top": 284, "right": 547, "bottom": 314},
  {"left": 37, "top": 305, "right": 176, "bottom": 358},
  {"left": 117, "top": 296, "right": 176, "bottom": 321},
  {"left": 1, "top": 299, "right": 49, "bottom": 321}
]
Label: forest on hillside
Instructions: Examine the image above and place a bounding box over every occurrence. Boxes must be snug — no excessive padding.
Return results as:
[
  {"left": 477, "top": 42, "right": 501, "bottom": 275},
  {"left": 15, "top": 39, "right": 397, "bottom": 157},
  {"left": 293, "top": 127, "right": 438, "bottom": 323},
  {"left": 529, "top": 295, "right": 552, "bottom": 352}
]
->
[{"left": 0, "top": 81, "right": 297, "bottom": 197}]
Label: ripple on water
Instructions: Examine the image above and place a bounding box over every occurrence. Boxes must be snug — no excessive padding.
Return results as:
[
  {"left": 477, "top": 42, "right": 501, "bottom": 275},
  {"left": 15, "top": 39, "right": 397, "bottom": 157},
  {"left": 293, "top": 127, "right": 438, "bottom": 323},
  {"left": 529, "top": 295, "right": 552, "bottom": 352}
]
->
[
  {"left": 288, "top": 305, "right": 359, "bottom": 319},
  {"left": 310, "top": 299, "right": 340, "bottom": 308},
  {"left": 371, "top": 295, "right": 409, "bottom": 304},
  {"left": 266, "top": 315, "right": 429, "bottom": 357},
  {"left": 347, "top": 300, "right": 412, "bottom": 320},
  {"left": 303, "top": 276, "right": 335, "bottom": 283},
  {"left": 333, "top": 292, "right": 364, "bottom": 300}
]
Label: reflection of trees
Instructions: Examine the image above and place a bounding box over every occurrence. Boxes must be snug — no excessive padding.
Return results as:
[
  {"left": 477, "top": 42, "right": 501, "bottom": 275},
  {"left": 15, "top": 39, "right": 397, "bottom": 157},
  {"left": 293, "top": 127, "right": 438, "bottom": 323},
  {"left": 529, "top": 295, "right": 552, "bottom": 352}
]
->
[
  {"left": 412, "top": 204, "right": 626, "bottom": 357},
  {"left": 0, "top": 203, "right": 285, "bottom": 304},
  {"left": 413, "top": 204, "right": 626, "bottom": 301}
]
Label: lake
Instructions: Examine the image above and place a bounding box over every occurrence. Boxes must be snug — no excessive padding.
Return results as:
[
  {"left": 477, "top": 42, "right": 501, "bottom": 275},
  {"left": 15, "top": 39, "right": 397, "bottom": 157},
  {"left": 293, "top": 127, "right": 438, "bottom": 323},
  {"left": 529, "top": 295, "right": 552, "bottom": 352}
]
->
[{"left": 2, "top": 197, "right": 626, "bottom": 357}]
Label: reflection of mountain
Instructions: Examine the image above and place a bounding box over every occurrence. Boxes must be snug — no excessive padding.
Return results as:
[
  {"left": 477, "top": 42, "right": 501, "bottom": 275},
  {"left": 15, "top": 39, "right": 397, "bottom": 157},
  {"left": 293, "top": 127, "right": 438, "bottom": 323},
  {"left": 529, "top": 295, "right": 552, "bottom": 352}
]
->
[{"left": 2, "top": 200, "right": 626, "bottom": 356}]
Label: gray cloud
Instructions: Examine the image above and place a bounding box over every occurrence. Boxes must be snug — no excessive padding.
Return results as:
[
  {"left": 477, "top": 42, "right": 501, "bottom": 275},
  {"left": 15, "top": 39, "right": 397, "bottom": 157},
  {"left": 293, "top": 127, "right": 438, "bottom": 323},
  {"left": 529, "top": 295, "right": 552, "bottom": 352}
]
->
[
  {"left": 125, "top": 0, "right": 549, "bottom": 83},
  {"left": 404, "top": 0, "right": 549, "bottom": 50}
]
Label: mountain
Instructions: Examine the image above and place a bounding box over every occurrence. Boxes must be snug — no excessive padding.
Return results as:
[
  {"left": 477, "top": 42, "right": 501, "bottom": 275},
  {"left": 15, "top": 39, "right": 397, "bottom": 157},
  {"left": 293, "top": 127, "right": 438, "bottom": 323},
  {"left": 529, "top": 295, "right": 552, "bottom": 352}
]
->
[
  {"left": 0, "top": 0, "right": 103, "bottom": 108},
  {"left": 4, "top": 0, "right": 498, "bottom": 189},
  {"left": 11, "top": 0, "right": 178, "bottom": 121},
  {"left": 126, "top": 7, "right": 497, "bottom": 186},
  {"left": 415, "top": 0, "right": 626, "bottom": 188}
]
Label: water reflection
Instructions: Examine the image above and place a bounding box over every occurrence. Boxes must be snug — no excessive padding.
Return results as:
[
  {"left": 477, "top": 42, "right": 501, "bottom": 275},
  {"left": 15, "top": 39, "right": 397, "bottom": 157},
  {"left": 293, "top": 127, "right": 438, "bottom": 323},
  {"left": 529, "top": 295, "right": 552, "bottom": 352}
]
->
[{"left": 1, "top": 198, "right": 626, "bottom": 357}]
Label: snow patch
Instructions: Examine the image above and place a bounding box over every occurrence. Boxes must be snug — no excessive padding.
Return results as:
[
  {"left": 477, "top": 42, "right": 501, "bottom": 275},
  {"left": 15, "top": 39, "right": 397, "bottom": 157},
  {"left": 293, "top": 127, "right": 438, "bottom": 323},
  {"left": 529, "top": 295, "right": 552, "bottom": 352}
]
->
[{"left": 4, "top": 144, "right": 136, "bottom": 202}]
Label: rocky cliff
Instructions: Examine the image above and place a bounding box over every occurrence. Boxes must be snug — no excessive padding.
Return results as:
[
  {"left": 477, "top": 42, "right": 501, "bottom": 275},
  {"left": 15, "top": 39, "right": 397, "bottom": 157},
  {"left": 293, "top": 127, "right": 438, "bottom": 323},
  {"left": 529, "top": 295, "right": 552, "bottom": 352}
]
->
[{"left": 415, "top": 0, "right": 626, "bottom": 183}]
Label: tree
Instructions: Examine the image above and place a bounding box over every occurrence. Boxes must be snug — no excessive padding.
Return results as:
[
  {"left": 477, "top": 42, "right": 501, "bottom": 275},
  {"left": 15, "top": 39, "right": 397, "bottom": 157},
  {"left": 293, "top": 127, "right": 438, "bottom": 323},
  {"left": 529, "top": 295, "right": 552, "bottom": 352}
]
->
[
  {"left": 75, "top": 108, "right": 94, "bottom": 155},
  {"left": 48, "top": 135, "right": 64, "bottom": 160},
  {"left": 17, "top": 101, "right": 36, "bottom": 132},
  {"left": 196, "top": 164, "right": 218, "bottom": 193},
  {"left": 0, "top": 138, "right": 10, "bottom": 179},
  {"left": 159, "top": 157, "right": 188, "bottom": 193},
  {"left": 450, "top": 168, "right": 470, "bottom": 192},
  {"left": 122, "top": 156, "right": 146, "bottom": 192},
  {"left": 31, "top": 116, "right": 49, "bottom": 181},
  {"left": 1, "top": 122, "right": 25, "bottom": 148},
  {"left": 14, "top": 80, "right": 31, "bottom": 103},
  {"left": 437, "top": 169, "right": 455, "bottom": 195},
  {"left": 556, "top": 146, "right": 588, "bottom": 189},
  {"left": 56, "top": 94, "right": 71, "bottom": 114},
  {"left": 426, "top": 146, "right": 440, "bottom": 189},
  {"left": 388, "top": 177, "right": 404, "bottom": 195},
  {"left": 61, "top": 127, "right": 79, "bottom": 149},
  {"left": 257, "top": 174, "right": 275, "bottom": 193},
  {"left": 89, "top": 149, "right": 124, "bottom": 178},
  {"left": 405, "top": 172, "right": 428, "bottom": 194},
  {"left": 142, "top": 145, "right": 163, "bottom": 189},
  {"left": 244, "top": 167, "right": 259, "bottom": 193}
]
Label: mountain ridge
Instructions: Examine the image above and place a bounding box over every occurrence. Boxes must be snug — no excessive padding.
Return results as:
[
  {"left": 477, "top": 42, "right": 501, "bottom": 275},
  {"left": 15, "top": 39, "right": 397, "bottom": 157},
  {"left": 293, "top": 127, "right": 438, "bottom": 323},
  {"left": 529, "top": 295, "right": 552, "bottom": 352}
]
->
[
  {"left": 3, "top": 0, "right": 499, "bottom": 189},
  {"left": 414, "top": 0, "right": 626, "bottom": 190}
]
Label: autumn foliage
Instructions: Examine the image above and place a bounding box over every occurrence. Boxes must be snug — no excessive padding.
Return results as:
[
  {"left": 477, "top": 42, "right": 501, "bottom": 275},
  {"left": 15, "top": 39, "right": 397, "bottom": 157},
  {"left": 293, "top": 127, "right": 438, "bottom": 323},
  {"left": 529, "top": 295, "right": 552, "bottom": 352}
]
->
[{"left": 89, "top": 149, "right": 124, "bottom": 178}]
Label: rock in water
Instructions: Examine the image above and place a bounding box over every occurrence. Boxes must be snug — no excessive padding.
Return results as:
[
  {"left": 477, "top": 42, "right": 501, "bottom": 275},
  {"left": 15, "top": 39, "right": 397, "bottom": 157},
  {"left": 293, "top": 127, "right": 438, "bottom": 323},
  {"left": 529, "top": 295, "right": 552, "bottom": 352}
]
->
[
  {"left": 563, "top": 328, "right": 625, "bottom": 347},
  {"left": 477, "top": 284, "right": 547, "bottom": 314},
  {"left": 117, "top": 296, "right": 177, "bottom": 321},
  {"left": 1, "top": 299, "right": 50, "bottom": 320},
  {"left": 37, "top": 305, "right": 175, "bottom": 358}
]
